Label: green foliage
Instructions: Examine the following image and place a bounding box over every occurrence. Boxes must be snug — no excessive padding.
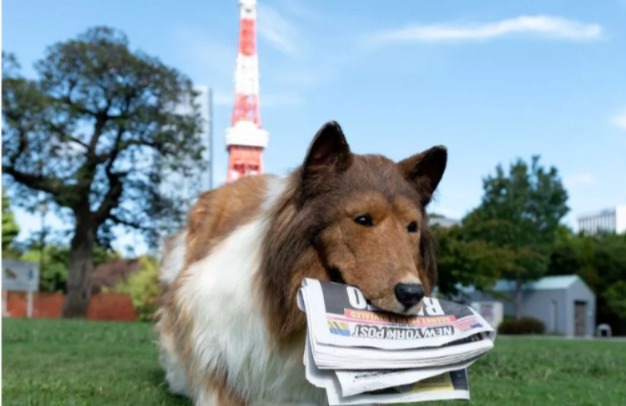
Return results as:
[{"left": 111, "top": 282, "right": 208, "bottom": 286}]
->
[
  {"left": 433, "top": 225, "right": 503, "bottom": 296},
  {"left": 21, "top": 246, "right": 69, "bottom": 293},
  {"left": 2, "top": 27, "right": 203, "bottom": 316},
  {"left": 2, "top": 27, "right": 204, "bottom": 246},
  {"left": 497, "top": 317, "right": 545, "bottom": 335},
  {"left": 108, "top": 255, "right": 160, "bottom": 321},
  {"left": 549, "top": 231, "right": 626, "bottom": 334},
  {"left": 463, "top": 156, "right": 568, "bottom": 318},
  {"left": 20, "top": 244, "right": 119, "bottom": 293},
  {"left": 2, "top": 189, "right": 20, "bottom": 255},
  {"left": 604, "top": 281, "right": 626, "bottom": 321}
]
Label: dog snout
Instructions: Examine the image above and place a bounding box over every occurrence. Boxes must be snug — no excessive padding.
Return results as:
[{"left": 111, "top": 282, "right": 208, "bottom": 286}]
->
[{"left": 394, "top": 283, "right": 425, "bottom": 309}]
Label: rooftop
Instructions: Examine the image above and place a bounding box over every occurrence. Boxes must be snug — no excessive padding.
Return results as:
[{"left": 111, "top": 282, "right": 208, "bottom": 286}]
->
[{"left": 458, "top": 275, "right": 581, "bottom": 294}]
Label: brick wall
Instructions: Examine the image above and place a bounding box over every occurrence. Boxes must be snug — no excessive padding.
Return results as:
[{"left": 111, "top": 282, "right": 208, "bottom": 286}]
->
[{"left": 3, "top": 291, "right": 136, "bottom": 321}]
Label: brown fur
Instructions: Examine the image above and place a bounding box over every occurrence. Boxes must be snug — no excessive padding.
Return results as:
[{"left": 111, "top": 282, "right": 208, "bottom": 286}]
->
[
  {"left": 257, "top": 122, "right": 446, "bottom": 345},
  {"left": 157, "top": 121, "right": 447, "bottom": 404},
  {"left": 185, "top": 175, "right": 270, "bottom": 266},
  {"left": 209, "top": 373, "right": 246, "bottom": 406},
  {"left": 158, "top": 175, "right": 274, "bottom": 404},
  {"left": 258, "top": 156, "right": 442, "bottom": 345}
]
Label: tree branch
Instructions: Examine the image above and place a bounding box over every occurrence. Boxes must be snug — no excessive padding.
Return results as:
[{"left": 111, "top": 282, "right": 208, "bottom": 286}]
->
[
  {"left": 107, "top": 212, "right": 144, "bottom": 230},
  {"left": 65, "top": 135, "right": 89, "bottom": 150},
  {"left": 86, "top": 108, "right": 112, "bottom": 158},
  {"left": 63, "top": 93, "right": 96, "bottom": 118},
  {"left": 93, "top": 126, "right": 159, "bottom": 168},
  {"left": 4, "top": 127, "right": 30, "bottom": 164},
  {"left": 93, "top": 171, "right": 125, "bottom": 224},
  {"left": 2, "top": 165, "right": 68, "bottom": 196},
  {"left": 48, "top": 122, "right": 89, "bottom": 150}
]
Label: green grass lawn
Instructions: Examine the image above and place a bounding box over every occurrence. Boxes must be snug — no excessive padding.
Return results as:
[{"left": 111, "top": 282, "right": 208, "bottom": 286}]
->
[{"left": 3, "top": 318, "right": 626, "bottom": 405}]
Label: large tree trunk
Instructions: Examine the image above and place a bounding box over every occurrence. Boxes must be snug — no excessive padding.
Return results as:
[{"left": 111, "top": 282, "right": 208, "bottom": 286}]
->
[
  {"left": 515, "top": 277, "right": 523, "bottom": 321},
  {"left": 62, "top": 211, "right": 96, "bottom": 318}
]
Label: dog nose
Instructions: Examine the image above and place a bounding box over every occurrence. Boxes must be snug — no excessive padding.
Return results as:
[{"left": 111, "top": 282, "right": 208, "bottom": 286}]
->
[{"left": 394, "top": 283, "right": 425, "bottom": 309}]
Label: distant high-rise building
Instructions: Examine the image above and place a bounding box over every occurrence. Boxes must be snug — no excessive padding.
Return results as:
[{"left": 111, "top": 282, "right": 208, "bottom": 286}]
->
[
  {"left": 195, "top": 86, "right": 213, "bottom": 191},
  {"left": 117, "top": 86, "right": 212, "bottom": 255},
  {"left": 577, "top": 205, "right": 626, "bottom": 235},
  {"left": 158, "top": 86, "right": 213, "bottom": 235}
]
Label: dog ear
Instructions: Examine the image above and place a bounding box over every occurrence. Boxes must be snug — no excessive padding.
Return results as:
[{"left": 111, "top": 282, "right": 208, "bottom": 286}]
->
[
  {"left": 398, "top": 146, "right": 447, "bottom": 206},
  {"left": 302, "top": 121, "right": 352, "bottom": 183}
]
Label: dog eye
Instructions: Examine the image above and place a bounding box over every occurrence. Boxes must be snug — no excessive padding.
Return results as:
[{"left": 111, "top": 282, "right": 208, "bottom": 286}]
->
[
  {"left": 354, "top": 214, "right": 373, "bottom": 227},
  {"left": 407, "top": 221, "right": 418, "bottom": 233}
]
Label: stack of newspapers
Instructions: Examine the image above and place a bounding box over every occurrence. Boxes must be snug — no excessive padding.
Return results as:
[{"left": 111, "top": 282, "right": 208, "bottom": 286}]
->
[{"left": 297, "top": 278, "right": 496, "bottom": 405}]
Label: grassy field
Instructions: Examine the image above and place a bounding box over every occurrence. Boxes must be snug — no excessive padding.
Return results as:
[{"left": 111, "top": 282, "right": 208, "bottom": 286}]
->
[{"left": 3, "top": 318, "right": 626, "bottom": 405}]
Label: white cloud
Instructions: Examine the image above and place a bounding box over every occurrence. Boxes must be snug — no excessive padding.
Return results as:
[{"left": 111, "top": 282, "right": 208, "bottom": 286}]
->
[
  {"left": 281, "top": 0, "right": 326, "bottom": 24},
  {"left": 369, "top": 15, "right": 603, "bottom": 44},
  {"left": 564, "top": 173, "right": 595, "bottom": 189},
  {"left": 257, "top": 4, "right": 299, "bottom": 54},
  {"left": 611, "top": 109, "right": 626, "bottom": 130}
]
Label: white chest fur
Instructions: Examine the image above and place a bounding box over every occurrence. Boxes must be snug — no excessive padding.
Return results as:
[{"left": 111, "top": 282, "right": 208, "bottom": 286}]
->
[{"left": 177, "top": 218, "right": 327, "bottom": 405}]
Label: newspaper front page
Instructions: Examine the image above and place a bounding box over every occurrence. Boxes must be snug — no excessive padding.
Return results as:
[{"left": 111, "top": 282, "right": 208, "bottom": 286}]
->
[
  {"left": 298, "top": 278, "right": 495, "bottom": 350},
  {"left": 298, "top": 278, "right": 495, "bottom": 404},
  {"left": 304, "top": 337, "right": 471, "bottom": 405}
]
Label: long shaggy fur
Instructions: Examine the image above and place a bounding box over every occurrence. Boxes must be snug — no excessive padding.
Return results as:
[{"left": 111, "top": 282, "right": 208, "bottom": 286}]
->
[{"left": 156, "top": 121, "right": 447, "bottom": 405}]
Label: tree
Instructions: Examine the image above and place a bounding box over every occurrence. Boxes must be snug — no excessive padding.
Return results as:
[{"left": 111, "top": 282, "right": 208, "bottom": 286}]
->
[
  {"left": 548, "top": 231, "right": 626, "bottom": 334},
  {"left": 2, "top": 27, "right": 204, "bottom": 317},
  {"left": 2, "top": 189, "right": 20, "bottom": 256},
  {"left": 464, "top": 156, "right": 569, "bottom": 319},
  {"left": 433, "top": 224, "right": 504, "bottom": 297},
  {"left": 107, "top": 255, "right": 160, "bottom": 321},
  {"left": 20, "top": 243, "right": 119, "bottom": 293},
  {"left": 605, "top": 281, "right": 626, "bottom": 322}
]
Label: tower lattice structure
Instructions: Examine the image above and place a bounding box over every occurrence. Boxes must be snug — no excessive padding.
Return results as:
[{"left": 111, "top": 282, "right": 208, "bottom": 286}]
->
[{"left": 225, "top": 0, "right": 268, "bottom": 183}]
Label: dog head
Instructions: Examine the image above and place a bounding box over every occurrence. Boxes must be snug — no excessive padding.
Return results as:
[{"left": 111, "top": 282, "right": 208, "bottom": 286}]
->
[{"left": 300, "top": 121, "right": 447, "bottom": 315}]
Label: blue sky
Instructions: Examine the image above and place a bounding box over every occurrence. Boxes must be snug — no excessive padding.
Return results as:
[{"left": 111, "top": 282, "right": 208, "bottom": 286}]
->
[{"left": 3, "top": 0, "right": 626, "bottom": 254}]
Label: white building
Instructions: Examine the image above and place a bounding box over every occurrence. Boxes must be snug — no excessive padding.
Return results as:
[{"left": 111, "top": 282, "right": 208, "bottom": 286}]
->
[
  {"left": 429, "top": 216, "right": 461, "bottom": 228},
  {"left": 577, "top": 205, "right": 626, "bottom": 235},
  {"left": 460, "top": 275, "right": 596, "bottom": 337},
  {"left": 158, "top": 86, "right": 213, "bottom": 234},
  {"left": 110, "top": 86, "right": 213, "bottom": 256},
  {"left": 195, "top": 86, "right": 213, "bottom": 191}
]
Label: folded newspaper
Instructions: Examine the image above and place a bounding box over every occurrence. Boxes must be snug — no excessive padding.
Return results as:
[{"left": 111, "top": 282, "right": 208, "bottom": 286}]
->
[{"left": 297, "top": 278, "right": 496, "bottom": 405}]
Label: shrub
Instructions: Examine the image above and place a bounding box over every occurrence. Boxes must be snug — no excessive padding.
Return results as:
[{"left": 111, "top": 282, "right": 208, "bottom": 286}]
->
[
  {"left": 498, "top": 317, "right": 545, "bottom": 335},
  {"left": 20, "top": 244, "right": 119, "bottom": 293},
  {"left": 108, "top": 255, "right": 160, "bottom": 321}
]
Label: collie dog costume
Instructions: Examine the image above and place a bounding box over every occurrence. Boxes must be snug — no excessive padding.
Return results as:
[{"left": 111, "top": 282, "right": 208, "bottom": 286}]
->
[{"left": 156, "top": 121, "right": 448, "bottom": 405}]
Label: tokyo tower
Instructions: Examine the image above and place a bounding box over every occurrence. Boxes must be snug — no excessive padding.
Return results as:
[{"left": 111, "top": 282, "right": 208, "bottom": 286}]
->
[{"left": 225, "top": 0, "right": 269, "bottom": 183}]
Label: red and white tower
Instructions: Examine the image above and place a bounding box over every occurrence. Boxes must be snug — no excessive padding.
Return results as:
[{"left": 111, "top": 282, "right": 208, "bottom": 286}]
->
[{"left": 226, "top": 0, "right": 269, "bottom": 183}]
